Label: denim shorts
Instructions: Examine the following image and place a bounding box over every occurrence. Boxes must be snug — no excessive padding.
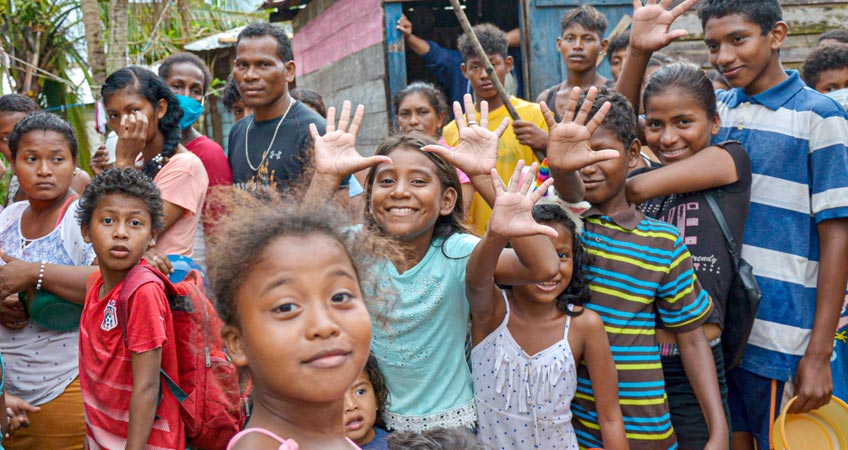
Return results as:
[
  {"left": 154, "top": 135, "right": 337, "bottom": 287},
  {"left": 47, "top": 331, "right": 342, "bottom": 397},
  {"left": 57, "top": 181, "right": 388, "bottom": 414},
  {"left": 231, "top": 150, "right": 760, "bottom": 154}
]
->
[{"left": 662, "top": 339, "right": 731, "bottom": 449}]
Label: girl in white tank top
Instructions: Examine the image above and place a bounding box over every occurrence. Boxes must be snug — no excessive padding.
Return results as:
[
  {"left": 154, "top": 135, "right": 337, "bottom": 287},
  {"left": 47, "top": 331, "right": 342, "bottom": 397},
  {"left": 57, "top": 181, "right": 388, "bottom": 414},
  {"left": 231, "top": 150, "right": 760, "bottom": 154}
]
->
[{"left": 467, "top": 202, "right": 629, "bottom": 450}]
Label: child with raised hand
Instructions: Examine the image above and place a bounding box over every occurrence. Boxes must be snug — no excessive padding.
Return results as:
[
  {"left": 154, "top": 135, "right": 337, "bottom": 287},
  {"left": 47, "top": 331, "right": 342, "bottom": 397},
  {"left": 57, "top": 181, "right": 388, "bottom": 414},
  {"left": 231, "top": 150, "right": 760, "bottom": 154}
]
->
[
  {"left": 344, "top": 355, "right": 391, "bottom": 450},
  {"left": 207, "top": 193, "right": 384, "bottom": 450},
  {"left": 306, "top": 99, "right": 561, "bottom": 432},
  {"left": 76, "top": 168, "right": 184, "bottom": 450},
  {"left": 626, "top": 62, "right": 749, "bottom": 449},
  {"left": 465, "top": 165, "right": 628, "bottom": 449},
  {"left": 545, "top": 85, "right": 727, "bottom": 450}
]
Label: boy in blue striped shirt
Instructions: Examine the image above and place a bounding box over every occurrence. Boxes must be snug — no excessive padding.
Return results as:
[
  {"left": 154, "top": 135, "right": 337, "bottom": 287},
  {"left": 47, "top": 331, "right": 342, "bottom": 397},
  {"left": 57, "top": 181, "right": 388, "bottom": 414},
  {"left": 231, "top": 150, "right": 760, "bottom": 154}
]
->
[{"left": 547, "top": 84, "right": 726, "bottom": 449}]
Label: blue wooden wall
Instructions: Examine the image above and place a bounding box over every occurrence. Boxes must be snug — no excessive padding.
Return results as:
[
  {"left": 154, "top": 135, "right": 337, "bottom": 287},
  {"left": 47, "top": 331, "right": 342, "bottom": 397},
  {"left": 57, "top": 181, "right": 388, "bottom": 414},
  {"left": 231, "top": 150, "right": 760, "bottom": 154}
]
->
[{"left": 522, "top": 0, "right": 632, "bottom": 98}]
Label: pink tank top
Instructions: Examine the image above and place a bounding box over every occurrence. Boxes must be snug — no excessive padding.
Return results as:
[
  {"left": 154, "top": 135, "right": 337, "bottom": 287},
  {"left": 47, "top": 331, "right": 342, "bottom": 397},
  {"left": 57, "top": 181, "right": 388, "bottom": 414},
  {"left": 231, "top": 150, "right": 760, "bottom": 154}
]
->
[{"left": 227, "top": 428, "right": 362, "bottom": 450}]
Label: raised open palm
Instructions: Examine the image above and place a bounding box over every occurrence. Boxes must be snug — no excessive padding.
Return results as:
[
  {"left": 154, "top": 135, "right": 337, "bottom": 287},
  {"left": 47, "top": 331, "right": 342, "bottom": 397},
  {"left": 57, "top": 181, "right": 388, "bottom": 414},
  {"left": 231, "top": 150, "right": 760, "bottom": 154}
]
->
[
  {"left": 309, "top": 101, "right": 391, "bottom": 178},
  {"left": 422, "top": 94, "right": 509, "bottom": 178},
  {"left": 629, "top": 0, "right": 698, "bottom": 53},
  {"left": 488, "top": 161, "right": 557, "bottom": 240},
  {"left": 544, "top": 86, "right": 619, "bottom": 173}
]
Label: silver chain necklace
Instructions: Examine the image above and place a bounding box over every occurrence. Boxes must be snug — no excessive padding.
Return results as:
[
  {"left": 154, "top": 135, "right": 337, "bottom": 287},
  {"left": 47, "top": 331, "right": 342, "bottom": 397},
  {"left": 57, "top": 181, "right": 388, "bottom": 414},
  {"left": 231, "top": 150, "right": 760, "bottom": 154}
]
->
[{"left": 244, "top": 96, "right": 297, "bottom": 172}]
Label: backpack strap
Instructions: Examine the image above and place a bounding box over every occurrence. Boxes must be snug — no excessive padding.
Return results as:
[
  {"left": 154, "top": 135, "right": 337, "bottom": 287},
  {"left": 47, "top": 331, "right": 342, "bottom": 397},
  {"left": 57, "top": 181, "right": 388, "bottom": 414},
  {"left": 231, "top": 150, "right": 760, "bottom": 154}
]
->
[
  {"left": 703, "top": 191, "right": 741, "bottom": 271},
  {"left": 115, "top": 263, "right": 174, "bottom": 348},
  {"left": 55, "top": 194, "right": 78, "bottom": 228}
]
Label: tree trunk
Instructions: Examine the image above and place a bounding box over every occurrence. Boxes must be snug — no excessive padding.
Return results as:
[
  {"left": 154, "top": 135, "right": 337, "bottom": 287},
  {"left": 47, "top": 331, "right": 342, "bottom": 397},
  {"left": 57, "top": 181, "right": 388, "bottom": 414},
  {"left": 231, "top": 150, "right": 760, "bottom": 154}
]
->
[
  {"left": 177, "top": 0, "right": 192, "bottom": 46},
  {"left": 106, "top": 0, "right": 129, "bottom": 74},
  {"left": 80, "top": 0, "right": 107, "bottom": 92}
]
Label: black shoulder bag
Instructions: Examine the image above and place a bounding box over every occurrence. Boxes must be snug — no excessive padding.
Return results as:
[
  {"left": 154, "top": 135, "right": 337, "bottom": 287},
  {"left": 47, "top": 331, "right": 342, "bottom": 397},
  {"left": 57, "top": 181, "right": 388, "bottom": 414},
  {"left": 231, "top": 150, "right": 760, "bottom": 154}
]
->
[{"left": 704, "top": 192, "right": 762, "bottom": 370}]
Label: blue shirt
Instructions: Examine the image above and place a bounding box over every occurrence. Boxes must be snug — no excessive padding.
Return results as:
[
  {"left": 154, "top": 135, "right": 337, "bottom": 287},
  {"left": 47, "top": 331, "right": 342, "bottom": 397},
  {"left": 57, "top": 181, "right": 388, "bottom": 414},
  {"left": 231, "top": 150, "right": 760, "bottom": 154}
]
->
[
  {"left": 361, "top": 427, "right": 389, "bottom": 450},
  {"left": 713, "top": 70, "right": 848, "bottom": 382},
  {"left": 421, "top": 40, "right": 470, "bottom": 107},
  {"left": 369, "top": 233, "right": 479, "bottom": 431}
]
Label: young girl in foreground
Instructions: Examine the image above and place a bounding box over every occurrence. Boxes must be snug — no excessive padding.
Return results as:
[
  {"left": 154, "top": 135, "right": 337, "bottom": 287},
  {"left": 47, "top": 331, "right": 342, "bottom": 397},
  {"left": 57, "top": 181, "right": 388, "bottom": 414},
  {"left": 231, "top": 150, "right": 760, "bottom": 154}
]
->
[
  {"left": 626, "top": 63, "right": 749, "bottom": 449},
  {"left": 468, "top": 199, "right": 628, "bottom": 450},
  {"left": 307, "top": 99, "right": 560, "bottom": 431},
  {"left": 208, "top": 197, "right": 383, "bottom": 450}
]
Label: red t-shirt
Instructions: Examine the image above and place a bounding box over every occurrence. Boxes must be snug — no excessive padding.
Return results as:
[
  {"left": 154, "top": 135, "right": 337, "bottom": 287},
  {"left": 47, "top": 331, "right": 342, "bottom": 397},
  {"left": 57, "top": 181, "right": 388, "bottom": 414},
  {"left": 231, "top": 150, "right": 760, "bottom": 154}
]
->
[
  {"left": 185, "top": 135, "right": 233, "bottom": 187},
  {"left": 79, "top": 266, "right": 185, "bottom": 450}
]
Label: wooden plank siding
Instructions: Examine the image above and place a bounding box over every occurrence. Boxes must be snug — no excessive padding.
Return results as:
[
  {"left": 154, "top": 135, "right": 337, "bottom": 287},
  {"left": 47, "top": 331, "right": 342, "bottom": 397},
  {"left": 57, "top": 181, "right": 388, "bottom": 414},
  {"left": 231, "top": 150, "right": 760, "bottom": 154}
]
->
[{"left": 292, "top": 0, "right": 390, "bottom": 154}]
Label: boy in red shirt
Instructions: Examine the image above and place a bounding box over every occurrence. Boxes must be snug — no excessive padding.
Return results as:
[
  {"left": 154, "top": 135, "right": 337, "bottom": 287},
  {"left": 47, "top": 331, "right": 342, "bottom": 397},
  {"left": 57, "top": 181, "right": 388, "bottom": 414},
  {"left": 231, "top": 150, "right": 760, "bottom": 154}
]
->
[{"left": 77, "top": 168, "right": 185, "bottom": 450}]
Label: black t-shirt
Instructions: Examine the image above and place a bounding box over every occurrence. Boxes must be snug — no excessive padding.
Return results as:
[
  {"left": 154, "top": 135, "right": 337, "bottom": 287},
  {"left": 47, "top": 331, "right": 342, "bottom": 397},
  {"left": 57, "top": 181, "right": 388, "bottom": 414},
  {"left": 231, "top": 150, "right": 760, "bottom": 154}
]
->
[
  {"left": 228, "top": 100, "right": 325, "bottom": 192},
  {"left": 631, "top": 141, "right": 752, "bottom": 329}
]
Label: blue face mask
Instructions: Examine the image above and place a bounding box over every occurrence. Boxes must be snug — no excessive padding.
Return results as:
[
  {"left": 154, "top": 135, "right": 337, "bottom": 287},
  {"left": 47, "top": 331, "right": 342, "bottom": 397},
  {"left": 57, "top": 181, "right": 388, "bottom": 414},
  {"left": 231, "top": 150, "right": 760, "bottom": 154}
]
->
[{"left": 177, "top": 95, "right": 204, "bottom": 130}]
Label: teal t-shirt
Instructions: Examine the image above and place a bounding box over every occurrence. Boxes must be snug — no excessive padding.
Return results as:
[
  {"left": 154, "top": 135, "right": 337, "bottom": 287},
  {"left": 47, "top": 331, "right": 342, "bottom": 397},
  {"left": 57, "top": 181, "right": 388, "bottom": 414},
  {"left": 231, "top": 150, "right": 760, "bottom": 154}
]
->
[{"left": 370, "top": 233, "right": 479, "bottom": 431}]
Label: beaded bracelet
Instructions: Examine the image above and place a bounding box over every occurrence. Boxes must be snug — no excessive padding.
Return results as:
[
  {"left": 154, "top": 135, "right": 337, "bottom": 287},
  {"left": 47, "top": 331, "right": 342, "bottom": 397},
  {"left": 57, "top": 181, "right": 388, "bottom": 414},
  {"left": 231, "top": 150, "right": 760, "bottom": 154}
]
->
[{"left": 36, "top": 261, "right": 46, "bottom": 291}]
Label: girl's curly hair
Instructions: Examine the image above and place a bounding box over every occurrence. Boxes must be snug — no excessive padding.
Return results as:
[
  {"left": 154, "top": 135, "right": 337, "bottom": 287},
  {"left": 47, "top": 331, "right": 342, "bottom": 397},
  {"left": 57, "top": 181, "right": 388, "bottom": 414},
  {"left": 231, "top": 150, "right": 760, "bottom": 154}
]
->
[{"left": 531, "top": 204, "right": 591, "bottom": 316}]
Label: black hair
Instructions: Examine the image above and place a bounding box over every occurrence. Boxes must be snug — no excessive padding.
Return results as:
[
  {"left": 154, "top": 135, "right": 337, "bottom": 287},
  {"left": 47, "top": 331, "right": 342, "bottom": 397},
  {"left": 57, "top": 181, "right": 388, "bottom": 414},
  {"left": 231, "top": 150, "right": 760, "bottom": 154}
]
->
[
  {"left": 222, "top": 76, "right": 242, "bottom": 113},
  {"left": 393, "top": 82, "right": 449, "bottom": 126},
  {"left": 607, "top": 31, "right": 630, "bottom": 57},
  {"left": 458, "top": 23, "right": 508, "bottom": 62},
  {"left": 9, "top": 112, "right": 78, "bottom": 161},
  {"left": 531, "top": 204, "right": 590, "bottom": 316},
  {"left": 237, "top": 22, "right": 293, "bottom": 63},
  {"left": 365, "top": 133, "right": 469, "bottom": 242},
  {"left": 802, "top": 43, "right": 848, "bottom": 89},
  {"left": 560, "top": 5, "right": 608, "bottom": 37},
  {"left": 818, "top": 29, "right": 848, "bottom": 45},
  {"left": 647, "top": 52, "right": 675, "bottom": 69},
  {"left": 697, "top": 0, "right": 783, "bottom": 35},
  {"left": 362, "top": 354, "right": 389, "bottom": 427},
  {"left": 101, "top": 66, "right": 183, "bottom": 179},
  {"left": 387, "top": 427, "right": 490, "bottom": 450},
  {"left": 0, "top": 94, "right": 40, "bottom": 115},
  {"left": 290, "top": 88, "right": 327, "bottom": 117},
  {"left": 643, "top": 63, "right": 718, "bottom": 121},
  {"left": 77, "top": 168, "right": 165, "bottom": 232},
  {"left": 573, "top": 87, "right": 638, "bottom": 149},
  {"left": 158, "top": 52, "right": 213, "bottom": 95}
]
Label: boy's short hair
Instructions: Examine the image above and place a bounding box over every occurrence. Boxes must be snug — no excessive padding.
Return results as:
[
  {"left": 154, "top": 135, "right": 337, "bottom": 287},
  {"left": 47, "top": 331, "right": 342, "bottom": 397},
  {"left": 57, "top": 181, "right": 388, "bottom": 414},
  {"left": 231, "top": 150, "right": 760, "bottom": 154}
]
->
[
  {"left": 560, "top": 5, "right": 608, "bottom": 37},
  {"left": 607, "top": 31, "right": 630, "bottom": 57},
  {"left": 237, "top": 22, "right": 293, "bottom": 63},
  {"left": 818, "top": 29, "right": 848, "bottom": 45},
  {"left": 9, "top": 112, "right": 78, "bottom": 161},
  {"left": 573, "top": 87, "right": 638, "bottom": 149},
  {"left": 0, "top": 94, "right": 40, "bottom": 114},
  {"left": 221, "top": 76, "right": 242, "bottom": 113},
  {"left": 290, "top": 88, "right": 327, "bottom": 117},
  {"left": 458, "top": 23, "right": 508, "bottom": 62},
  {"left": 387, "top": 427, "right": 489, "bottom": 450},
  {"left": 802, "top": 43, "right": 848, "bottom": 88},
  {"left": 698, "top": 0, "right": 783, "bottom": 35},
  {"left": 77, "top": 168, "right": 165, "bottom": 232}
]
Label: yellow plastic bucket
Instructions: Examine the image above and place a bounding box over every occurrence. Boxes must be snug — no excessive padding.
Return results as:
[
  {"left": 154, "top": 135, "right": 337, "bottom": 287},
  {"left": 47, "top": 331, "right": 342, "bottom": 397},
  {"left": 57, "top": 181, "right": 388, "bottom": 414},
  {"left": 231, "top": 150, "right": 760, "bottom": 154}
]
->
[{"left": 772, "top": 396, "right": 848, "bottom": 450}]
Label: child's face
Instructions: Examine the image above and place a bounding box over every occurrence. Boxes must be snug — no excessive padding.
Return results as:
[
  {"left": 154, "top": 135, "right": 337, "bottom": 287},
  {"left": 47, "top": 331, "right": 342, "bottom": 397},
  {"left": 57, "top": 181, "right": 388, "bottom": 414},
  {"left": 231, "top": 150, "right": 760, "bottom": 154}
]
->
[
  {"left": 165, "top": 62, "right": 206, "bottom": 103},
  {"left": 369, "top": 147, "right": 457, "bottom": 244},
  {"left": 513, "top": 224, "right": 574, "bottom": 304},
  {"left": 557, "top": 24, "right": 606, "bottom": 74},
  {"left": 231, "top": 99, "right": 252, "bottom": 123},
  {"left": 82, "top": 193, "right": 155, "bottom": 274},
  {"left": 0, "top": 111, "right": 26, "bottom": 162},
  {"left": 11, "top": 130, "right": 76, "bottom": 202},
  {"left": 609, "top": 48, "right": 627, "bottom": 82},
  {"left": 343, "top": 370, "right": 379, "bottom": 446},
  {"left": 105, "top": 89, "right": 166, "bottom": 144},
  {"left": 644, "top": 87, "right": 720, "bottom": 164},
  {"left": 223, "top": 233, "right": 372, "bottom": 404},
  {"left": 397, "top": 92, "right": 444, "bottom": 137},
  {"left": 580, "top": 126, "right": 638, "bottom": 209},
  {"left": 704, "top": 13, "right": 786, "bottom": 95},
  {"left": 813, "top": 67, "right": 848, "bottom": 93},
  {"left": 461, "top": 53, "right": 513, "bottom": 101}
]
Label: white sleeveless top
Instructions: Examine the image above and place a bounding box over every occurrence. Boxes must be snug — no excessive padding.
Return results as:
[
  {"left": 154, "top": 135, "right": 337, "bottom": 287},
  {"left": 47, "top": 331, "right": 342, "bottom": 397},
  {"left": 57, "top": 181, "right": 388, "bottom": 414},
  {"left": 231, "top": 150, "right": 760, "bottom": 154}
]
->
[{"left": 471, "top": 291, "right": 578, "bottom": 450}]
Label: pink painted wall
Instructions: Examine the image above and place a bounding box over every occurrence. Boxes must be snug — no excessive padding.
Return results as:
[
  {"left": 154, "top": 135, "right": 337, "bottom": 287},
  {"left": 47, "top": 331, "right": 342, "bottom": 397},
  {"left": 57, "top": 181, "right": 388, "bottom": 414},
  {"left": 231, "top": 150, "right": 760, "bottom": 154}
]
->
[{"left": 293, "top": 0, "right": 384, "bottom": 77}]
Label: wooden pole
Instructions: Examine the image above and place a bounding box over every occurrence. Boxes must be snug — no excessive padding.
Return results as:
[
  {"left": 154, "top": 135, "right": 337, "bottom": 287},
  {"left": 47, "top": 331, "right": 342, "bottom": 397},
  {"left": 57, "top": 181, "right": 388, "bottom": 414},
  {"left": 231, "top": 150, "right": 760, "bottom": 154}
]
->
[{"left": 448, "top": 0, "right": 521, "bottom": 121}]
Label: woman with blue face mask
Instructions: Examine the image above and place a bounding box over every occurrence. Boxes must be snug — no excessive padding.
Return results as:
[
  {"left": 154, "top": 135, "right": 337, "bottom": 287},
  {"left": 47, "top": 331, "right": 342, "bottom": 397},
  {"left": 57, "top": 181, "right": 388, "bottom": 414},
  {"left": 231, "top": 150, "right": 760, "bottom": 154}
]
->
[{"left": 159, "top": 53, "right": 233, "bottom": 271}]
